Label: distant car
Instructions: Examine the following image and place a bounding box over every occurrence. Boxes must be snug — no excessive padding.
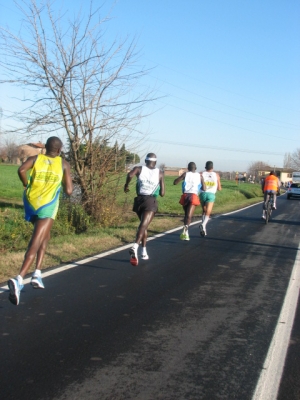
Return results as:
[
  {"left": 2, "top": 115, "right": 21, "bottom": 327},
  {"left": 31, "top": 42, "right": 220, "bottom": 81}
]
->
[{"left": 287, "top": 183, "right": 300, "bottom": 199}]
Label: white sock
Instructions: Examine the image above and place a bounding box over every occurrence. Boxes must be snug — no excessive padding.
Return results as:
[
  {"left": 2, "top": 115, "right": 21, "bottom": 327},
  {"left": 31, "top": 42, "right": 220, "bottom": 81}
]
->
[
  {"left": 33, "top": 269, "right": 41, "bottom": 277},
  {"left": 203, "top": 216, "right": 209, "bottom": 228},
  {"left": 17, "top": 275, "right": 23, "bottom": 285},
  {"left": 133, "top": 243, "right": 139, "bottom": 250},
  {"left": 141, "top": 247, "right": 147, "bottom": 256}
]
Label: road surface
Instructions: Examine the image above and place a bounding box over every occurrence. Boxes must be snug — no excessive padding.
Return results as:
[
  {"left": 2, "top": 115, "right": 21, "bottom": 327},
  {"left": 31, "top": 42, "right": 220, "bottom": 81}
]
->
[{"left": 1, "top": 194, "right": 300, "bottom": 400}]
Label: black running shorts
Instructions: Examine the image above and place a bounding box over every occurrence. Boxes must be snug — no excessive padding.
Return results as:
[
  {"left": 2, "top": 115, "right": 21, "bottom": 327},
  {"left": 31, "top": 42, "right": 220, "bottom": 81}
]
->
[{"left": 133, "top": 195, "right": 158, "bottom": 216}]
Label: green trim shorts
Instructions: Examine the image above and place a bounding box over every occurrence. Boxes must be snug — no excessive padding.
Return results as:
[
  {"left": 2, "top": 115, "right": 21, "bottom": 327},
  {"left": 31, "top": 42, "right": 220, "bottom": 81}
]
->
[{"left": 200, "top": 192, "right": 216, "bottom": 203}]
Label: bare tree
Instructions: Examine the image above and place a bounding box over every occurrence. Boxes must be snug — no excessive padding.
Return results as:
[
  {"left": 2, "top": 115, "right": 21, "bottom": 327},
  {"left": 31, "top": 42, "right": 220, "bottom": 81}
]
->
[
  {"left": 283, "top": 152, "right": 292, "bottom": 168},
  {"left": 289, "top": 149, "right": 300, "bottom": 171},
  {"left": 0, "top": 0, "right": 157, "bottom": 219},
  {"left": 247, "top": 161, "right": 270, "bottom": 174},
  {"left": 1, "top": 136, "right": 19, "bottom": 163},
  {"left": 247, "top": 161, "right": 271, "bottom": 183}
]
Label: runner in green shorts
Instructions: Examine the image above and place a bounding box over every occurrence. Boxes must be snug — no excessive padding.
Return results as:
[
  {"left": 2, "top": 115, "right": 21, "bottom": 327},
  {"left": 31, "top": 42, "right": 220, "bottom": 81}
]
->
[{"left": 199, "top": 161, "right": 222, "bottom": 236}]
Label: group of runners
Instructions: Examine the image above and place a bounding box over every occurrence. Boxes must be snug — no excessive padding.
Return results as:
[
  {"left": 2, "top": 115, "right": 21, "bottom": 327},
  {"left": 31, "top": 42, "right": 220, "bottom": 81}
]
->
[
  {"left": 125, "top": 155, "right": 222, "bottom": 266},
  {"left": 7, "top": 139, "right": 222, "bottom": 305}
]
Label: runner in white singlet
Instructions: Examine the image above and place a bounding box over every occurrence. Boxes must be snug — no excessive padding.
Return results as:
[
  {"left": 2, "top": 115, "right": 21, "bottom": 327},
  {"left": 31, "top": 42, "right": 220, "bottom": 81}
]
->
[
  {"left": 173, "top": 162, "right": 205, "bottom": 241},
  {"left": 199, "top": 161, "right": 222, "bottom": 236},
  {"left": 124, "top": 153, "right": 165, "bottom": 266}
]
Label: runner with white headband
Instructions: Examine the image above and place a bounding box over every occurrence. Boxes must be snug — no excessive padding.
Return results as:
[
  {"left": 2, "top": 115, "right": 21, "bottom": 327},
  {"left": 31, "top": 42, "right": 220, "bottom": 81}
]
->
[{"left": 124, "top": 153, "right": 165, "bottom": 266}]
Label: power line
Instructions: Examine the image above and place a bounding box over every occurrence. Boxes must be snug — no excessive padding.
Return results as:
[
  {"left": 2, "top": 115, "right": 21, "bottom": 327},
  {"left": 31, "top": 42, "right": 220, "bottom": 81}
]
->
[
  {"left": 149, "top": 88, "right": 299, "bottom": 132},
  {"left": 158, "top": 101, "right": 298, "bottom": 142},
  {"left": 149, "top": 75, "right": 300, "bottom": 128},
  {"left": 146, "top": 59, "right": 299, "bottom": 114},
  {"left": 144, "top": 138, "right": 285, "bottom": 156}
]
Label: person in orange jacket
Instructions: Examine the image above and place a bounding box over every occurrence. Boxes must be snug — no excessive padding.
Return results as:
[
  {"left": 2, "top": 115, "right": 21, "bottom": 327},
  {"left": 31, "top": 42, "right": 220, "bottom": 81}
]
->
[{"left": 261, "top": 171, "right": 280, "bottom": 219}]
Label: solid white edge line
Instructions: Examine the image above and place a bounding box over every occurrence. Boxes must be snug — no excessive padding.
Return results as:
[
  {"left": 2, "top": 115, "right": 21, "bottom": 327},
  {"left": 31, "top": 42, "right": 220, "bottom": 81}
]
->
[
  {"left": 2, "top": 193, "right": 299, "bottom": 399},
  {"left": 251, "top": 244, "right": 300, "bottom": 400},
  {"left": 0, "top": 197, "right": 282, "bottom": 293},
  {"left": 0, "top": 224, "right": 186, "bottom": 293}
]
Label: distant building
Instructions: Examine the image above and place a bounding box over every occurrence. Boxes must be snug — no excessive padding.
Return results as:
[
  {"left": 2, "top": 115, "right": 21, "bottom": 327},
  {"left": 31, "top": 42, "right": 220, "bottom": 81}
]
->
[
  {"left": 256, "top": 167, "right": 293, "bottom": 184},
  {"left": 18, "top": 142, "right": 46, "bottom": 163},
  {"left": 163, "top": 167, "right": 187, "bottom": 176}
]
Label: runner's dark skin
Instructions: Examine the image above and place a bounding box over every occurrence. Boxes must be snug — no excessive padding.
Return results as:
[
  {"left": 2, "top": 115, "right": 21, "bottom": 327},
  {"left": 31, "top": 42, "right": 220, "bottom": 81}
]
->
[
  {"left": 173, "top": 162, "right": 206, "bottom": 227},
  {"left": 124, "top": 153, "right": 165, "bottom": 247},
  {"left": 17, "top": 137, "right": 73, "bottom": 278}
]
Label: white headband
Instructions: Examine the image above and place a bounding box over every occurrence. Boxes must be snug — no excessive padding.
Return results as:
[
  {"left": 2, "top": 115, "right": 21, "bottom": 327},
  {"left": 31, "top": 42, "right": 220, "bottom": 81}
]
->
[{"left": 145, "top": 157, "right": 157, "bottom": 161}]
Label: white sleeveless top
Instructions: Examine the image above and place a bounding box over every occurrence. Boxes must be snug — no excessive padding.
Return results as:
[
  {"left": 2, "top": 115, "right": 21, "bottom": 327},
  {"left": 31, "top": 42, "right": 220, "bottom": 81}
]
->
[
  {"left": 137, "top": 166, "right": 160, "bottom": 197},
  {"left": 182, "top": 171, "right": 201, "bottom": 194},
  {"left": 201, "top": 171, "right": 218, "bottom": 194}
]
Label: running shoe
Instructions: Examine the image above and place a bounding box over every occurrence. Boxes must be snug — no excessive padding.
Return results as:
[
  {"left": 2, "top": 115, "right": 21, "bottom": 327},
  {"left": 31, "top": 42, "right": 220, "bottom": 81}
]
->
[
  {"left": 180, "top": 232, "right": 187, "bottom": 240},
  {"left": 129, "top": 247, "right": 138, "bottom": 266},
  {"left": 31, "top": 275, "right": 45, "bottom": 289},
  {"left": 199, "top": 224, "right": 206, "bottom": 237},
  {"left": 184, "top": 232, "right": 190, "bottom": 241},
  {"left": 272, "top": 205, "right": 276, "bottom": 210},
  {"left": 8, "top": 278, "right": 23, "bottom": 306},
  {"left": 261, "top": 213, "right": 266, "bottom": 220},
  {"left": 141, "top": 253, "right": 149, "bottom": 260}
]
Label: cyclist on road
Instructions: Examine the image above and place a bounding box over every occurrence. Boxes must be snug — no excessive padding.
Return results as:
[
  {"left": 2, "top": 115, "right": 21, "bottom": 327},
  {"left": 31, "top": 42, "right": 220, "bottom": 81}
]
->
[{"left": 261, "top": 171, "right": 280, "bottom": 220}]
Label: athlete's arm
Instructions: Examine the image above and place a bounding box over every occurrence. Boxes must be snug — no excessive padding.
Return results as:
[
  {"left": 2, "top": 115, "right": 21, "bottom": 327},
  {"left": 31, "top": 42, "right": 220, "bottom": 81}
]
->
[
  {"left": 159, "top": 170, "right": 165, "bottom": 197},
  {"left": 217, "top": 173, "right": 222, "bottom": 190},
  {"left": 200, "top": 174, "right": 206, "bottom": 191},
  {"left": 124, "top": 166, "right": 142, "bottom": 193},
  {"left": 62, "top": 159, "right": 73, "bottom": 196},
  {"left": 18, "top": 155, "right": 36, "bottom": 188},
  {"left": 173, "top": 172, "right": 186, "bottom": 185}
]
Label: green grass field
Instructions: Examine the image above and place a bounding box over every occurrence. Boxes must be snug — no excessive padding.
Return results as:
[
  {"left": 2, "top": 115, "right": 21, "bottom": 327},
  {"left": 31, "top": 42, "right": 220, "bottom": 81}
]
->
[
  {"left": 0, "top": 164, "right": 263, "bottom": 214},
  {"left": 0, "top": 164, "right": 23, "bottom": 201}
]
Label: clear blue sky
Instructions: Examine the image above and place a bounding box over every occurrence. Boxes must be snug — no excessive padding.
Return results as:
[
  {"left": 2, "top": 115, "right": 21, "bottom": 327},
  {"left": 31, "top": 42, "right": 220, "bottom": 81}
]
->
[{"left": 0, "top": 0, "right": 299, "bottom": 172}]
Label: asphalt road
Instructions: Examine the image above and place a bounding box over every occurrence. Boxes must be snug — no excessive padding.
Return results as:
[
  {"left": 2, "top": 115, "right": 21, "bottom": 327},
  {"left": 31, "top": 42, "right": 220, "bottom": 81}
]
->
[{"left": 1, "top": 194, "right": 300, "bottom": 400}]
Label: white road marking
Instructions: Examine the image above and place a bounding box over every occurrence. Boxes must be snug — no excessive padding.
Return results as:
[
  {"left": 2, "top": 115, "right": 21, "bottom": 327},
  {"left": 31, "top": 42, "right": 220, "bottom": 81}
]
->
[
  {"left": 1, "top": 198, "right": 299, "bottom": 400},
  {"left": 0, "top": 225, "right": 184, "bottom": 293},
  {"left": 251, "top": 243, "right": 300, "bottom": 400}
]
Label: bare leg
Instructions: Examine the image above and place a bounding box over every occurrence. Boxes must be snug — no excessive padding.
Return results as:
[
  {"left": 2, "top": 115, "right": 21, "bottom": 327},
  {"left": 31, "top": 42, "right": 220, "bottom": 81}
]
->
[
  {"left": 201, "top": 202, "right": 207, "bottom": 221},
  {"left": 203, "top": 202, "right": 214, "bottom": 229},
  {"left": 19, "top": 218, "right": 54, "bottom": 278},
  {"left": 184, "top": 204, "right": 196, "bottom": 227},
  {"left": 136, "top": 211, "right": 155, "bottom": 246}
]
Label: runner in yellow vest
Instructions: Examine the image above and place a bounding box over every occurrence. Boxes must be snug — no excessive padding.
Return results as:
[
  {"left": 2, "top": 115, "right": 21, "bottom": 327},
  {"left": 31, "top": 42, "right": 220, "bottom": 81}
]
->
[{"left": 8, "top": 137, "right": 73, "bottom": 305}]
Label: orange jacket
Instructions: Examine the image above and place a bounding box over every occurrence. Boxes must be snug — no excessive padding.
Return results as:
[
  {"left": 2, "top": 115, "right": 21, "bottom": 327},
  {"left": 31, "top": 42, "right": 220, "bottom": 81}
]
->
[{"left": 264, "top": 175, "right": 279, "bottom": 192}]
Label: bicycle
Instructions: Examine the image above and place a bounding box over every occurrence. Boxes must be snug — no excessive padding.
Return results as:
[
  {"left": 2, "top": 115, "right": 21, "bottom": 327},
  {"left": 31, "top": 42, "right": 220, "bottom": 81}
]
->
[{"left": 265, "top": 192, "right": 274, "bottom": 224}]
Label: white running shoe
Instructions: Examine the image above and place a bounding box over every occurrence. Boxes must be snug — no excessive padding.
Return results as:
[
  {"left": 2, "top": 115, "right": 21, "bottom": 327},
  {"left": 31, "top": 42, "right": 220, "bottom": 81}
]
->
[
  {"left": 261, "top": 213, "right": 266, "bottom": 220},
  {"left": 129, "top": 247, "right": 138, "bottom": 266},
  {"left": 199, "top": 224, "right": 206, "bottom": 237},
  {"left": 31, "top": 275, "right": 45, "bottom": 289},
  {"left": 141, "top": 253, "right": 149, "bottom": 260},
  {"left": 8, "top": 278, "right": 24, "bottom": 306}
]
